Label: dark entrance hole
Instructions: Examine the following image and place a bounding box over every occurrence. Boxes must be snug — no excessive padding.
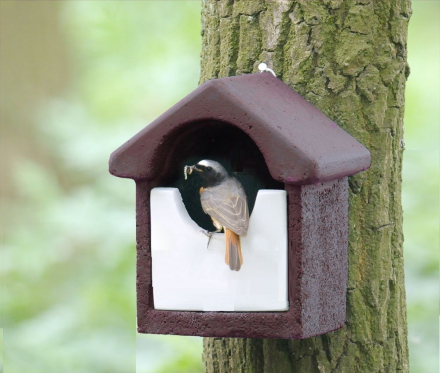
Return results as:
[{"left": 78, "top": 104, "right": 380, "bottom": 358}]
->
[{"left": 159, "top": 120, "right": 284, "bottom": 231}]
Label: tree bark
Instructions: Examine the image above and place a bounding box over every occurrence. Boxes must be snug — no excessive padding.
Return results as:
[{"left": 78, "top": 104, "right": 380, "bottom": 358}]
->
[{"left": 200, "top": 1, "right": 411, "bottom": 372}]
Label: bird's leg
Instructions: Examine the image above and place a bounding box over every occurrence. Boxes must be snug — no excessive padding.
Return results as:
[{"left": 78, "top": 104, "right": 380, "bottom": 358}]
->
[
  {"left": 201, "top": 228, "right": 223, "bottom": 248},
  {"left": 201, "top": 218, "right": 224, "bottom": 248}
]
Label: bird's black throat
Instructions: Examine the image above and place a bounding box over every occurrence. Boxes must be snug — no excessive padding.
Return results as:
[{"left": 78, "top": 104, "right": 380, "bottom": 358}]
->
[{"left": 199, "top": 173, "right": 228, "bottom": 188}]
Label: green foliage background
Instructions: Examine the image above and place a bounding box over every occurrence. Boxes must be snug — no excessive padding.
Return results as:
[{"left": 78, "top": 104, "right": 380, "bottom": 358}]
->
[{"left": 0, "top": 1, "right": 437, "bottom": 372}]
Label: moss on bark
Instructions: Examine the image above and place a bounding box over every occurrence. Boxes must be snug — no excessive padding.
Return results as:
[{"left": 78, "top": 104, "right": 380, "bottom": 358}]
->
[{"left": 201, "top": 1, "right": 410, "bottom": 372}]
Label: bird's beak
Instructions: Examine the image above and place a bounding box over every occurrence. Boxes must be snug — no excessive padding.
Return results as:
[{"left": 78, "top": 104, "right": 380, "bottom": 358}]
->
[{"left": 184, "top": 164, "right": 204, "bottom": 180}]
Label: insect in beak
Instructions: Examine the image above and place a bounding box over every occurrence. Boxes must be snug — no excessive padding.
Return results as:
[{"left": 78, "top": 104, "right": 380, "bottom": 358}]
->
[{"left": 184, "top": 165, "right": 194, "bottom": 180}]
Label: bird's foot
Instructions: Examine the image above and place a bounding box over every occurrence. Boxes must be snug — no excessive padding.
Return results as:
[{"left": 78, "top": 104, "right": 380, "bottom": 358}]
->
[
  {"left": 201, "top": 229, "right": 222, "bottom": 248},
  {"left": 201, "top": 229, "right": 213, "bottom": 238}
]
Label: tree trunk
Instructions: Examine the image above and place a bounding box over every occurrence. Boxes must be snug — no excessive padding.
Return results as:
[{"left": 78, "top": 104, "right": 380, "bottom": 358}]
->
[{"left": 200, "top": 1, "right": 411, "bottom": 372}]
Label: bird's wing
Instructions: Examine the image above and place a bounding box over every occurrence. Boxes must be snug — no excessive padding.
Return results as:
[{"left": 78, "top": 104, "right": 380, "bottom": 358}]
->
[{"left": 201, "top": 179, "right": 249, "bottom": 236}]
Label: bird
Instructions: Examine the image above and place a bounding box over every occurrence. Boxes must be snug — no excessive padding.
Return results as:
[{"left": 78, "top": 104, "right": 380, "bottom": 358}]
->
[{"left": 184, "top": 160, "right": 249, "bottom": 271}]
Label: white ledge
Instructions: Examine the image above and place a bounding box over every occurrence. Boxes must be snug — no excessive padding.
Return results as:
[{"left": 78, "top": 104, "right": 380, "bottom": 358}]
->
[{"left": 151, "top": 188, "right": 288, "bottom": 312}]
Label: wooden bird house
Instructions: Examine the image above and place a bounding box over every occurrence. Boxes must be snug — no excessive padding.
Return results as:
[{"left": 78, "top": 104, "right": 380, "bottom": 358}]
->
[{"left": 109, "top": 72, "right": 370, "bottom": 339}]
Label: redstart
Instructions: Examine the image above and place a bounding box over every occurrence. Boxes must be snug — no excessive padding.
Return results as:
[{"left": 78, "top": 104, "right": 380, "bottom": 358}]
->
[{"left": 184, "top": 160, "right": 249, "bottom": 271}]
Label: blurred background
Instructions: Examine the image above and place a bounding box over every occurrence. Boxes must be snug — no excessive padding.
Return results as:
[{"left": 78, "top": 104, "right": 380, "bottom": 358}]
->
[{"left": 0, "top": 1, "right": 437, "bottom": 372}]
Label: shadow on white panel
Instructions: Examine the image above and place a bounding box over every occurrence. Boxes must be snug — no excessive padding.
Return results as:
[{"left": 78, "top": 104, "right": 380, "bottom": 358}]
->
[{"left": 151, "top": 187, "right": 288, "bottom": 312}]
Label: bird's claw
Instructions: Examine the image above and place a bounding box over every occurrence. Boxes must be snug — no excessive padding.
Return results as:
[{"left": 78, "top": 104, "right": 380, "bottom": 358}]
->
[
  {"left": 201, "top": 229, "right": 221, "bottom": 249},
  {"left": 201, "top": 229, "right": 213, "bottom": 238}
]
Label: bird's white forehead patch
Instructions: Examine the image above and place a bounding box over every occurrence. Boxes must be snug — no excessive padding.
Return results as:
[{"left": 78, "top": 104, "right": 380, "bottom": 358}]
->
[{"left": 198, "top": 160, "right": 211, "bottom": 167}]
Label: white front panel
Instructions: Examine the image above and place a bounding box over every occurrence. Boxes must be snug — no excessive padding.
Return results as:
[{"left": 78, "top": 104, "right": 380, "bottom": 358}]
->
[{"left": 151, "top": 188, "right": 288, "bottom": 312}]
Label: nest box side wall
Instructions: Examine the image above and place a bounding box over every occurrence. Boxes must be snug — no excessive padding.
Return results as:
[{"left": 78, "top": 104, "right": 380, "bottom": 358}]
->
[
  {"left": 136, "top": 180, "right": 155, "bottom": 322},
  {"left": 288, "top": 178, "right": 349, "bottom": 338}
]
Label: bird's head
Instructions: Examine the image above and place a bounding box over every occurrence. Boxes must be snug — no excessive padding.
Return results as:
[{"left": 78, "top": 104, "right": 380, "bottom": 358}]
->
[{"left": 184, "top": 160, "right": 229, "bottom": 187}]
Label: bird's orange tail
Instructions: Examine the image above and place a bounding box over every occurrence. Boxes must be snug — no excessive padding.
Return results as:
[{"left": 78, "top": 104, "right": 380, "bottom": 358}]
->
[{"left": 225, "top": 228, "right": 243, "bottom": 271}]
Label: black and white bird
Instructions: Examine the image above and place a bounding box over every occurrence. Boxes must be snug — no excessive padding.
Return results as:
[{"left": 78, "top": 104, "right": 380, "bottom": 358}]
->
[{"left": 184, "top": 160, "right": 249, "bottom": 271}]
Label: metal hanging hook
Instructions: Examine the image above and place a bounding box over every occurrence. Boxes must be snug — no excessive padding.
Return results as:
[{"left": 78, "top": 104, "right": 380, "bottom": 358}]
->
[{"left": 258, "top": 62, "right": 276, "bottom": 77}]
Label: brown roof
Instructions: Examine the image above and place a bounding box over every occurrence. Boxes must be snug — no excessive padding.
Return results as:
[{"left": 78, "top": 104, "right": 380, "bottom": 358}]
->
[{"left": 109, "top": 73, "right": 370, "bottom": 184}]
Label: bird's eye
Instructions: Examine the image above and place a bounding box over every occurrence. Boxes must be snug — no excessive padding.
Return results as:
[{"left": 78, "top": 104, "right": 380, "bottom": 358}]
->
[{"left": 206, "top": 166, "right": 212, "bottom": 171}]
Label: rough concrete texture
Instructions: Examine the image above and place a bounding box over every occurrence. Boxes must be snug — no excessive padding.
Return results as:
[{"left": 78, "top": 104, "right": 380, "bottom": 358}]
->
[{"left": 109, "top": 73, "right": 370, "bottom": 185}]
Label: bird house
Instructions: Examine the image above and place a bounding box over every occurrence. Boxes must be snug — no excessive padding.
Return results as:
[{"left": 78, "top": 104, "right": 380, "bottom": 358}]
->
[{"left": 109, "top": 72, "right": 370, "bottom": 339}]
